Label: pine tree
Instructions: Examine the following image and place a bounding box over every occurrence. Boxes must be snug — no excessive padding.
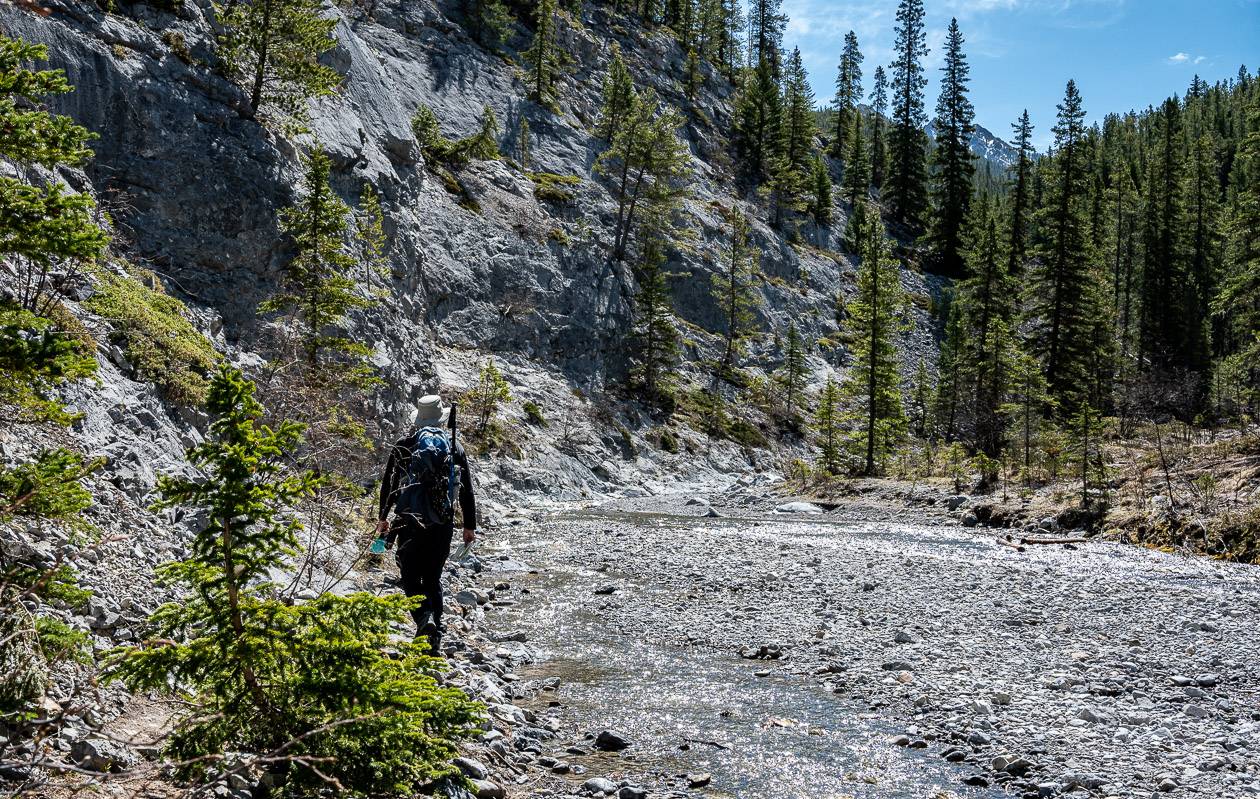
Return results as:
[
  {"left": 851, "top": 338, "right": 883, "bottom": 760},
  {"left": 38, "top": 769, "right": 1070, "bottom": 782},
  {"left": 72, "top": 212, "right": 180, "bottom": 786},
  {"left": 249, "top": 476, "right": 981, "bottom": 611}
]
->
[
  {"left": 0, "top": 35, "right": 109, "bottom": 316},
  {"left": 356, "top": 184, "right": 388, "bottom": 292},
  {"left": 631, "top": 237, "right": 681, "bottom": 404},
  {"left": 1138, "top": 96, "right": 1201, "bottom": 384},
  {"left": 1007, "top": 110, "right": 1035, "bottom": 277},
  {"left": 519, "top": 116, "right": 531, "bottom": 169},
  {"left": 684, "top": 47, "right": 702, "bottom": 101},
  {"left": 869, "top": 66, "right": 890, "bottom": 189},
  {"left": 598, "top": 45, "right": 635, "bottom": 141},
  {"left": 467, "top": 104, "right": 501, "bottom": 160},
  {"left": 597, "top": 90, "right": 691, "bottom": 262},
  {"left": 1214, "top": 94, "right": 1260, "bottom": 415},
  {"left": 1184, "top": 131, "right": 1222, "bottom": 353},
  {"left": 260, "top": 148, "right": 368, "bottom": 366},
  {"left": 1067, "top": 402, "right": 1106, "bottom": 508},
  {"left": 887, "top": 0, "right": 930, "bottom": 230},
  {"left": 1026, "top": 80, "right": 1100, "bottom": 411},
  {"left": 713, "top": 208, "right": 761, "bottom": 379},
  {"left": 842, "top": 110, "right": 870, "bottom": 207},
  {"left": 815, "top": 378, "right": 843, "bottom": 475},
  {"left": 779, "top": 322, "right": 809, "bottom": 420},
  {"left": 217, "top": 0, "right": 341, "bottom": 127},
  {"left": 108, "top": 365, "right": 479, "bottom": 794},
  {"left": 465, "top": 358, "right": 512, "bottom": 436},
  {"left": 782, "top": 48, "right": 818, "bottom": 180},
  {"left": 734, "top": 56, "right": 786, "bottom": 181},
  {"left": 909, "top": 356, "right": 933, "bottom": 438},
  {"left": 462, "top": 0, "right": 513, "bottom": 48},
  {"left": 840, "top": 201, "right": 908, "bottom": 474},
  {"left": 524, "top": 0, "right": 562, "bottom": 106},
  {"left": 809, "top": 154, "right": 833, "bottom": 226},
  {"left": 831, "top": 31, "right": 863, "bottom": 161},
  {"left": 955, "top": 197, "right": 1017, "bottom": 456},
  {"left": 933, "top": 298, "right": 964, "bottom": 441},
  {"left": 1001, "top": 350, "right": 1054, "bottom": 483},
  {"left": 747, "top": 0, "right": 785, "bottom": 74},
  {"left": 925, "top": 18, "right": 975, "bottom": 277}
]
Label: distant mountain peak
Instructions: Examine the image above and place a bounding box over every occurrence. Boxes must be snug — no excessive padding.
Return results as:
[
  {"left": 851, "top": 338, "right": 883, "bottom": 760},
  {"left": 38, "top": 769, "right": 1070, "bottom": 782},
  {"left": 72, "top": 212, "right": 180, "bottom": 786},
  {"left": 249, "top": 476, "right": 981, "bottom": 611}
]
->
[{"left": 925, "top": 121, "right": 1025, "bottom": 170}]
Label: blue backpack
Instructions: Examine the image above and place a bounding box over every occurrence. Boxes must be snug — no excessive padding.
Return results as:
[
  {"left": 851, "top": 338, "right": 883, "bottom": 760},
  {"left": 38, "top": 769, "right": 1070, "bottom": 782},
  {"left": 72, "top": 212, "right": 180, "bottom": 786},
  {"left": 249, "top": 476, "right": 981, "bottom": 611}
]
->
[{"left": 395, "top": 427, "right": 458, "bottom": 525}]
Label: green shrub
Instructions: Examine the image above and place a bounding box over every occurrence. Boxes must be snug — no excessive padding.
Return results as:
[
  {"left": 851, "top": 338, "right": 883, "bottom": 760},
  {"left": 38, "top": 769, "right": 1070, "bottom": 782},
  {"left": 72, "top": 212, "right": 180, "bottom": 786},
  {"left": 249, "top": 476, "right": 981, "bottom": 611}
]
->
[
  {"left": 523, "top": 400, "right": 548, "bottom": 427},
  {"left": 658, "top": 427, "right": 679, "bottom": 453},
  {"left": 161, "top": 30, "right": 192, "bottom": 63},
  {"left": 0, "top": 303, "right": 97, "bottom": 424},
  {"left": 530, "top": 172, "right": 580, "bottom": 204},
  {"left": 728, "top": 418, "right": 767, "bottom": 449},
  {"left": 85, "top": 267, "right": 220, "bottom": 406}
]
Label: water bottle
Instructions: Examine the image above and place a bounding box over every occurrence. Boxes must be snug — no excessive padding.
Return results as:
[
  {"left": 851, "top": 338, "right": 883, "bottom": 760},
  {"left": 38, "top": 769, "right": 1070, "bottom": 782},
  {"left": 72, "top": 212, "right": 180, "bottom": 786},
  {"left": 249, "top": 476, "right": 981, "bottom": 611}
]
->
[{"left": 370, "top": 537, "right": 387, "bottom": 555}]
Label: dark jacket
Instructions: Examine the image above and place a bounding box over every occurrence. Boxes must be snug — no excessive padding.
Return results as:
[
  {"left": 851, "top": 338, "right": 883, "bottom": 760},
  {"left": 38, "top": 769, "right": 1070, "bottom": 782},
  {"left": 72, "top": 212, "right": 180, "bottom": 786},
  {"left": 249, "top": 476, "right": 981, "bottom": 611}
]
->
[{"left": 377, "top": 432, "right": 476, "bottom": 530}]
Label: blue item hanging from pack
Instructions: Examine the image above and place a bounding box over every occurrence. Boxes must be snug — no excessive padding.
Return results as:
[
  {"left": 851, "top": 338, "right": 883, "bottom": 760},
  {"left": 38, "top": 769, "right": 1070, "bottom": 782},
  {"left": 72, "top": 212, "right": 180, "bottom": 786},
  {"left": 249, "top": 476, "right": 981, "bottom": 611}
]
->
[{"left": 394, "top": 426, "right": 458, "bottom": 525}]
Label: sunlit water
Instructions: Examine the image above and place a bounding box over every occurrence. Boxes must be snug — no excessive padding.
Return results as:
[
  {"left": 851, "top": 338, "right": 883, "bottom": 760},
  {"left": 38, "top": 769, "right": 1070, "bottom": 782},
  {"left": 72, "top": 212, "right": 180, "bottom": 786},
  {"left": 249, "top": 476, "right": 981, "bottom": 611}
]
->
[{"left": 491, "top": 508, "right": 1014, "bottom": 798}]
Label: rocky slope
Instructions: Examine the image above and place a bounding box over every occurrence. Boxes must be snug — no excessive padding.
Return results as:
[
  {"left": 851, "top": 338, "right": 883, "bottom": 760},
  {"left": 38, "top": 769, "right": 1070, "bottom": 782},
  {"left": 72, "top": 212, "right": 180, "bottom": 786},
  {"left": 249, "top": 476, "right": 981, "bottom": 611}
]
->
[{"left": 2, "top": 0, "right": 942, "bottom": 492}]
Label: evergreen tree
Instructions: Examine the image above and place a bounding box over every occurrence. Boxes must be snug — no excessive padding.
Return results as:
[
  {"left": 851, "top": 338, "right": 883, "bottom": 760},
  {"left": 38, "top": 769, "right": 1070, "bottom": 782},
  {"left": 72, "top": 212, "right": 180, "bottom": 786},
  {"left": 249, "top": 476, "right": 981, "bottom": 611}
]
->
[
  {"left": 465, "top": 358, "right": 512, "bottom": 437},
  {"left": 713, "top": 208, "right": 761, "bottom": 379},
  {"left": 909, "top": 356, "right": 933, "bottom": 438},
  {"left": 814, "top": 377, "right": 843, "bottom": 475},
  {"left": 887, "top": 0, "right": 930, "bottom": 230},
  {"left": 925, "top": 18, "right": 975, "bottom": 277},
  {"left": 869, "top": 66, "right": 890, "bottom": 189},
  {"left": 217, "top": 0, "right": 341, "bottom": 126},
  {"left": 842, "top": 110, "right": 871, "bottom": 206},
  {"left": 467, "top": 104, "right": 501, "bottom": 160},
  {"left": 932, "top": 297, "right": 964, "bottom": 441},
  {"left": 782, "top": 48, "right": 818, "bottom": 180},
  {"left": 955, "top": 197, "right": 1017, "bottom": 456},
  {"left": 1184, "top": 131, "right": 1222, "bottom": 353},
  {"left": 630, "top": 237, "right": 682, "bottom": 405},
  {"left": 734, "top": 57, "right": 785, "bottom": 180},
  {"left": 1007, "top": 109, "right": 1035, "bottom": 277},
  {"left": 779, "top": 321, "right": 809, "bottom": 420},
  {"left": 524, "top": 0, "right": 562, "bottom": 106},
  {"left": 598, "top": 45, "right": 635, "bottom": 141},
  {"left": 809, "top": 154, "right": 833, "bottom": 226},
  {"left": 1138, "top": 96, "right": 1203, "bottom": 386},
  {"left": 1067, "top": 402, "right": 1106, "bottom": 508},
  {"left": 1214, "top": 94, "right": 1260, "bottom": 415},
  {"left": 462, "top": 0, "right": 513, "bottom": 48},
  {"left": 747, "top": 0, "right": 785, "bottom": 74},
  {"left": 597, "top": 90, "right": 691, "bottom": 262},
  {"left": 831, "top": 31, "right": 863, "bottom": 161},
  {"left": 1001, "top": 350, "right": 1054, "bottom": 483},
  {"left": 840, "top": 201, "right": 907, "bottom": 474},
  {"left": 0, "top": 35, "right": 108, "bottom": 316},
  {"left": 519, "top": 116, "right": 531, "bottom": 169},
  {"left": 260, "top": 148, "right": 368, "bottom": 367},
  {"left": 356, "top": 184, "right": 388, "bottom": 293},
  {"left": 1026, "top": 80, "right": 1100, "bottom": 411},
  {"left": 108, "top": 366, "right": 479, "bottom": 794}
]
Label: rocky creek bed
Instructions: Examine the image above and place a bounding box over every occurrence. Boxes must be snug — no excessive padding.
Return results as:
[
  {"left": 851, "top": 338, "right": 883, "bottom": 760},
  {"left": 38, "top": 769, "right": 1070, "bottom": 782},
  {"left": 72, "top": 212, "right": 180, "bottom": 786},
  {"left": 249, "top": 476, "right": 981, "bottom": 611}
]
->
[{"left": 454, "top": 488, "right": 1260, "bottom": 799}]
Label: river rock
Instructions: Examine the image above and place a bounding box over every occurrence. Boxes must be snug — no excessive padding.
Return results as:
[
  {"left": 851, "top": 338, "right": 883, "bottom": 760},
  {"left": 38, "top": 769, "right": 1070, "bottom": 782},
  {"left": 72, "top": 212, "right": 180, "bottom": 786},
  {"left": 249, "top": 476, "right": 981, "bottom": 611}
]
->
[
  {"left": 593, "top": 729, "right": 631, "bottom": 751},
  {"left": 581, "top": 777, "right": 619, "bottom": 795},
  {"left": 775, "top": 502, "right": 824, "bottom": 514}
]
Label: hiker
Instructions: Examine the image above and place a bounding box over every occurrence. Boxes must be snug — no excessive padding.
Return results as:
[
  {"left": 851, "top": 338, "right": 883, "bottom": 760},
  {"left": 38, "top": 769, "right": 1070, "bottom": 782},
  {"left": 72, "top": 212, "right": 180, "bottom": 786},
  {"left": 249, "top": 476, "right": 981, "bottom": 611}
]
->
[{"left": 376, "top": 395, "right": 477, "bottom": 651}]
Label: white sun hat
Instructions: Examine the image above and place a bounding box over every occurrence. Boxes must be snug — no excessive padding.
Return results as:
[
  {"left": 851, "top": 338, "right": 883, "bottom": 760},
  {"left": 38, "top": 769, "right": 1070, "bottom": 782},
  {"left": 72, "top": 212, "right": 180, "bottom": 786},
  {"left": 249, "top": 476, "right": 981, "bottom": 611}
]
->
[{"left": 411, "top": 395, "right": 449, "bottom": 427}]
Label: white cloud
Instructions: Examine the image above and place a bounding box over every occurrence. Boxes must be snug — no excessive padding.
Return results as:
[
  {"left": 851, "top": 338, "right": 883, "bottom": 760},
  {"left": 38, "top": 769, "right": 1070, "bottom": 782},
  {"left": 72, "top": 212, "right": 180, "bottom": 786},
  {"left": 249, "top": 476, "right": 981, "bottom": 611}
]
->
[{"left": 1166, "top": 52, "right": 1206, "bottom": 66}]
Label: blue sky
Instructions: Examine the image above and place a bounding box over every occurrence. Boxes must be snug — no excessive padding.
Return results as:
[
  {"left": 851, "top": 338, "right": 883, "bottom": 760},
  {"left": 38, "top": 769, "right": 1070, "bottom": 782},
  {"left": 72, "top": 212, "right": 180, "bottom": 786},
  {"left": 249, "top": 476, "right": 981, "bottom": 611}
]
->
[{"left": 782, "top": 0, "right": 1260, "bottom": 150}]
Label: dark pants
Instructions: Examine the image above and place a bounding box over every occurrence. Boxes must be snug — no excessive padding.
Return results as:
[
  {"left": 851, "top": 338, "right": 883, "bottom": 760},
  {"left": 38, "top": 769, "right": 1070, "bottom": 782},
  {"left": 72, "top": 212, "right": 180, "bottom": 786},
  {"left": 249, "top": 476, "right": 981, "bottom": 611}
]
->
[{"left": 393, "top": 519, "right": 453, "bottom": 637}]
